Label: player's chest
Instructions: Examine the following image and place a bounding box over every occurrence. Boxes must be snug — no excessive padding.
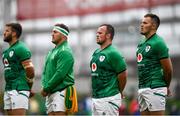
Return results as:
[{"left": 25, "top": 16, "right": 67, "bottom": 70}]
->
[
  {"left": 91, "top": 53, "right": 110, "bottom": 69},
  {"left": 46, "top": 50, "right": 59, "bottom": 63},
  {"left": 137, "top": 43, "right": 154, "bottom": 62},
  {"left": 2, "top": 49, "right": 17, "bottom": 66}
]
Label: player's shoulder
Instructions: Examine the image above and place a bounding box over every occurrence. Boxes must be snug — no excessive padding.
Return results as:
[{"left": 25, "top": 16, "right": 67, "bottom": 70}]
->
[
  {"left": 93, "top": 48, "right": 101, "bottom": 54},
  {"left": 148, "top": 34, "right": 165, "bottom": 46},
  {"left": 153, "top": 34, "right": 165, "bottom": 42},
  {"left": 107, "top": 46, "right": 123, "bottom": 59},
  {"left": 14, "top": 41, "right": 27, "bottom": 48},
  {"left": 13, "top": 41, "right": 31, "bottom": 56},
  {"left": 57, "top": 48, "right": 74, "bottom": 60},
  {"left": 108, "top": 45, "right": 121, "bottom": 54}
]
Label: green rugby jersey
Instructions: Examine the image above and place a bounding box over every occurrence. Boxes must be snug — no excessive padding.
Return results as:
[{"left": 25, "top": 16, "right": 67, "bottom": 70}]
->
[
  {"left": 2, "top": 41, "right": 31, "bottom": 91},
  {"left": 90, "top": 45, "right": 127, "bottom": 98},
  {"left": 136, "top": 34, "right": 169, "bottom": 89},
  {"left": 41, "top": 41, "right": 74, "bottom": 93}
]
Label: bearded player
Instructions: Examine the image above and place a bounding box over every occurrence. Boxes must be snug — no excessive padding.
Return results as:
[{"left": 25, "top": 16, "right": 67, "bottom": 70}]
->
[
  {"left": 2, "top": 23, "right": 35, "bottom": 115},
  {"left": 90, "top": 24, "right": 127, "bottom": 115}
]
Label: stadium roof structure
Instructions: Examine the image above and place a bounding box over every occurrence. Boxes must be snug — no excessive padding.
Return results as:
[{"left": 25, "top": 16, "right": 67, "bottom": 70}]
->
[{"left": 17, "top": 0, "right": 180, "bottom": 20}]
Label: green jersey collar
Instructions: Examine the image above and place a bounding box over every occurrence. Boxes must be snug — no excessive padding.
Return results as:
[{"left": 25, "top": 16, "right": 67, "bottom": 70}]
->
[
  {"left": 10, "top": 40, "right": 19, "bottom": 48},
  {"left": 55, "top": 40, "right": 68, "bottom": 49}
]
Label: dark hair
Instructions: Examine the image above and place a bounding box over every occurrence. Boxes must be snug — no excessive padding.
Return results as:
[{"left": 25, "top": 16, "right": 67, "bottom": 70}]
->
[
  {"left": 100, "top": 24, "right": 114, "bottom": 39},
  {"left": 144, "top": 13, "right": 160, "bottom": 29},
  {"left": 55, "top": 23, "right": 69, "bottom": 33},
  {"left": 6, "top": 23, "right": 22, "bottom": 38}
]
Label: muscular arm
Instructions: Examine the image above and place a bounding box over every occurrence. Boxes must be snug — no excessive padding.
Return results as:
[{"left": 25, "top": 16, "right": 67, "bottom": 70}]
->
[
  {"left": 160, "top": 58, "right": 173, "bottom": 88},
  {"left": 22, "top": 59, "right": 35, "bottom": 89},
  {"left": 117, "top": 70, "right": 127, "bottom": 94}
]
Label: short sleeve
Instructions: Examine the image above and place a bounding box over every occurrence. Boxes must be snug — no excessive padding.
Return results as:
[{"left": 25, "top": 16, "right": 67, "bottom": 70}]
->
[
  {"left": 109, "top": 51, "right": 127, "bottom": 73},
  {"left": 16, "top": 45, "right": 31, "bottom": 61},
  {"left": 154, "top": 40, "right": 169, "bottom": 59}
]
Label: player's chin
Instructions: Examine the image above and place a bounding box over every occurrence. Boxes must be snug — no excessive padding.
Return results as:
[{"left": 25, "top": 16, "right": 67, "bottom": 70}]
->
[
  {"left": 51, "top": 40, "right": 56, "bottom": 44},
  {"left": 4, "top": 39, "right": 10, "bottom": 42},
  {"left": 97, "top": 41, "right": 102, "bottom": 45},
  {"left": 140, "top": 32, "right": 145, "bottom": 35},
  {"left": 96, "top": 39, "right": 100, "bottom": 43}
]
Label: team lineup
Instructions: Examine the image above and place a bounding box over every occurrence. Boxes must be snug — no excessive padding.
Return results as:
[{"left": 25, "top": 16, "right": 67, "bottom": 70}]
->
[{"left": 1, "top": 13, "right": 173, "bottom": 115}]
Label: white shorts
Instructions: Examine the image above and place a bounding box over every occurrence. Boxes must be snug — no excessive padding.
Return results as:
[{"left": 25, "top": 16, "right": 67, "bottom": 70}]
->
[
  {"left": 45, "top": 90, "right": 66, "bottom": 114},
  {"left": 4, "top": 90, "right": 30, "bottom": 110},
  {"left": 138, "top": 87, "right": 167, "bottom": 112},
  {"left": 92, "top": 93, "right": 121, "bottom": 116}
]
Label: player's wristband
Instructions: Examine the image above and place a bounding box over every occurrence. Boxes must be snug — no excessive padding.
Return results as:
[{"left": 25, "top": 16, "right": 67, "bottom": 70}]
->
[{"left": 26, "top": 77, "right": 34, "bottom": 83}]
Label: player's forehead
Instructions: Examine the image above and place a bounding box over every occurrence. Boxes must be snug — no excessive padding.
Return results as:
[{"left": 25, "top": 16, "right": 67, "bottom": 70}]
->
[
  {"left": 5, "top": 26, "right": 12, "bottom": 30},
  {"left": 97, "top": 26, "right": 107, "bottom": 33},
  {"left": 142, "top": 17, "right": 153, "bottom": 23},
  {"left": 5, "top": 26, "right": 12, "bottom": 29},
  {"left": 52, "top": 29, "right": 61, "bottom": 35}
]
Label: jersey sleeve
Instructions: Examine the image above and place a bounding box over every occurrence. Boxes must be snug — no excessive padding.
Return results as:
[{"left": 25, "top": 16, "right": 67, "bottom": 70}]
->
[
  {"left": 16, "top": 45, "right": 31, "bottom": 61},
  {"left": 109, "top": 51, "right": 127, "bottom": 73},
  {"left": 44, "top": 50, "right": 74, "bottom": 92},
  {"left": 154, "top": 40, "right": 169, "bottom": 59}
]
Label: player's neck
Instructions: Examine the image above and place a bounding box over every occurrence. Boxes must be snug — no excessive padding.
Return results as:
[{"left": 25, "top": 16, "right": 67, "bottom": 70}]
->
[
  {"left": 55, "top": 39, "right": 67, "bottom": 47},
  {"left": 9, "top": 38, "right": 18, "bottom": 46},
  {"left": 145, "top": 31, "right": 156, "bottom": 39},
  {"left": 100, "top": 41, "right": 112, "bottom": 50}
]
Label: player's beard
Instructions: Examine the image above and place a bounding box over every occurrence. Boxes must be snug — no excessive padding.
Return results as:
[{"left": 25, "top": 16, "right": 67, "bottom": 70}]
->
[
  {"left": 4, "top": 34, "right": 12, "bottom": 42},
  {"left": 97, "top": 41, "right": 103, "bottom": 45},
  {"left": 97, "top": 39, "right": 105, "bottom": 45},
  {"left": 96, "top": 37, "right": 103, "bottom": 45},
  {"left": 51, "top": 37, "right": 58, "bottom": 44},
  {"left": 52, "top": 40, "right": 56, "bottom": 44},
  {"left": 52, "top": 36, "right": 62, "bottom": 45},
  {"left": 140, "top": 32, "right": 145, "bottom": 35}
]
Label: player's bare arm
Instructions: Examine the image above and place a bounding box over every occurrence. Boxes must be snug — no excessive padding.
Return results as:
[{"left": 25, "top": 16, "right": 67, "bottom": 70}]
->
[
  {"left": 22, "top": 59, "right": 35, "bottom": 89},
  {"left": 160, "top": 58, "right": 173, "bottom": 96},
  {"left": 160, "top": 58, "right": 173, "bottom": 87},
  {"left": 117, "top": 70, "right": 127, "bottom": 98}
]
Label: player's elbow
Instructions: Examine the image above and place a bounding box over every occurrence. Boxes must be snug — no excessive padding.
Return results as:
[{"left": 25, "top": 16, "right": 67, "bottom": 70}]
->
[{"left": 26, "top": 66, "right": 35, "bottom": 79}]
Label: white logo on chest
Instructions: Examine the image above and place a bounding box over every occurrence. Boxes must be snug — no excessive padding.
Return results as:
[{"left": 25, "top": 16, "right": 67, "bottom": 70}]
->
[
  {"left": 99, "top": 55, "right": 105, "bottom": 62},
  {"left": 145, "top": 45, "right": 151, "bottom": 52},
  {"left": 9, "top": 51, "right": 14, "bottom": 57}
]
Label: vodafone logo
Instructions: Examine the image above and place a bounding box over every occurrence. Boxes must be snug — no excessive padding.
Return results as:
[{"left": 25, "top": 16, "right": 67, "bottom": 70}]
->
[
  {"left": 3, "top": 58, "right": 9, "bottom": 67},
  {"left": 91, "top": 63, "right": 97, "bottom": 72},
  {"left": 137, "top": 53, "right": 143, "bottom": 62}
]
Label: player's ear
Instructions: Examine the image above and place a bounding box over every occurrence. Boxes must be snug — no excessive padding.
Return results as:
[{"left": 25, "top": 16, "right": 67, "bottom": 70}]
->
[
  {"left": 106, "top": 33, "right": 111, "bottom": 39},
  {"left": 12, "top": 31, "right": 16, "bottom": 37},
  {"left": 152, "top": 23, "right": 157, "bottom": 30}
]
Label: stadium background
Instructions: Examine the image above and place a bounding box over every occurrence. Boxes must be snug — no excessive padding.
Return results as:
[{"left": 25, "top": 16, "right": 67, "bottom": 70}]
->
[{"left": 0, "top": 0, "right": 180, "bottom": 115}]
